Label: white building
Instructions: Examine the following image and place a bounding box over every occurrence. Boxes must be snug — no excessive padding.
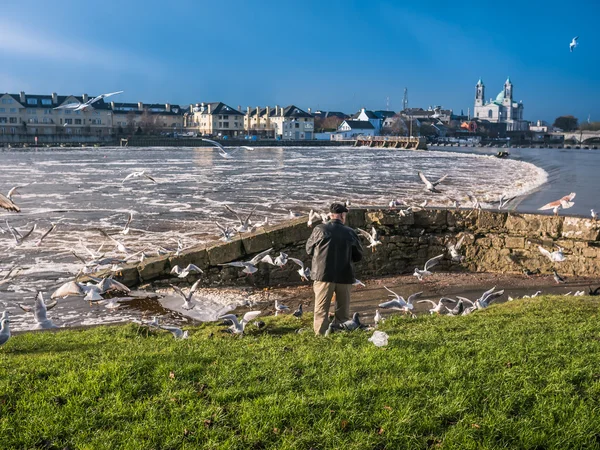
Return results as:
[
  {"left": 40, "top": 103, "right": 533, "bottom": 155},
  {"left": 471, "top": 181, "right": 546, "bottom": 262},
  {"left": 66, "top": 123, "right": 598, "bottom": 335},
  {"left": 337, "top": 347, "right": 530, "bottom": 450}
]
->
[
  {"left": 351, "top": 108, "right": 382, "bottom": 134},
  {"left": 333, "top": 120, "right": 375, "bottom": 139},
  {"left": 473, "top": 78, "right": 528, "bottom": 131}
]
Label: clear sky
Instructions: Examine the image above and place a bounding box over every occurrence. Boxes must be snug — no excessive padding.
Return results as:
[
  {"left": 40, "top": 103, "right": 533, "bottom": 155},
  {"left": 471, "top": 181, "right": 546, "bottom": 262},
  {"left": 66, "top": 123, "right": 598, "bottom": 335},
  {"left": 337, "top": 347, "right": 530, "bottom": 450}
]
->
[{"left": 1, "top": 0, "right": 598, "bottom": 123}]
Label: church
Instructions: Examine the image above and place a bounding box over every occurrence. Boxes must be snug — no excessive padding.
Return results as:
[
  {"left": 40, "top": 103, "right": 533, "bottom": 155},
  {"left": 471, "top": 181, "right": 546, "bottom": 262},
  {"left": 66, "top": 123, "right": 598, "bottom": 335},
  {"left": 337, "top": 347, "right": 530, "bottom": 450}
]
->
[{"left": 473, "top": 78, "right": 528, "bottom": 131}]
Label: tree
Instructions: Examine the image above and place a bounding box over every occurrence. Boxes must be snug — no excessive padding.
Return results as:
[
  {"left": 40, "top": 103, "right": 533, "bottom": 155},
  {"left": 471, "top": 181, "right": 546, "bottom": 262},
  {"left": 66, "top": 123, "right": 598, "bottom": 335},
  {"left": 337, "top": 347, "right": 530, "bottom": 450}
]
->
[
  {"left": 126, "top": 111, "right": 137, "bottom": 134},
  {"left": 140, "top": 110, "right": 159, "bottom": 135},
  {"left": 580, "top": 121, "right": 600, "bottom": 131},
  {"left": 553, "top": 115, "right": 578, "bottom": 131},
  {"left": 314, "top": 115, "right": 343, "bottom": 132}
]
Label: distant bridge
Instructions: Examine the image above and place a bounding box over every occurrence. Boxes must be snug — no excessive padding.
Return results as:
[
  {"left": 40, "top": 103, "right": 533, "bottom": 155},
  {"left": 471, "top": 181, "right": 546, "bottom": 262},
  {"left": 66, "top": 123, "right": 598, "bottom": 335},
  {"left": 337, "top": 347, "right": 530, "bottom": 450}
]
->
[
  {"left": 354, "top": 135, "right": 428, "bottom": 150},
  {"left": 553, "top": 130, "right": 600, "bottom": 144}
]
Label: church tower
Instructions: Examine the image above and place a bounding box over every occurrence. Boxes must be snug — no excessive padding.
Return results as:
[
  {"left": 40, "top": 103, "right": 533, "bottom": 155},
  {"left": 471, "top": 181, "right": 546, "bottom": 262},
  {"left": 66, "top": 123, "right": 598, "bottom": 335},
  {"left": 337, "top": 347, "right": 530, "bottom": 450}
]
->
[
  {"left": 503, "top": 77, "right": 513, "bottom": 120},
  {"left": 475, "top": 78, "right": 485, "bottom": 107}
]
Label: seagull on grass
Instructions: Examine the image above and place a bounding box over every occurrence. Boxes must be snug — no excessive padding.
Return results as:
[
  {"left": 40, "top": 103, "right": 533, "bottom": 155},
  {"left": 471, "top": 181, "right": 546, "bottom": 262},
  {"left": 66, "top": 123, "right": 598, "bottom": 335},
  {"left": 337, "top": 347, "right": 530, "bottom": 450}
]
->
[
  {"left": 374, "top": 309, "right": 384, "bottom": 326},
  {"left": 122, "top": 171, "right": 156, "bottom": 184},
  {"left": 17, "top": 291, "right": 58, "bottom": 329},
  {"left": 379, "top": 286, "right": 422, "bottom": 313},
  {"left": 275, "top": 300, "right": 290, "bottom": 316},
  {"left": 219, "top": 311, "right": 262, "bottom": 335},
  {"left": 0, "top": 319, "right": 10, "bottom": 346},
  {"left": 159, "top": 324, "right": 188, "bottom": 339},
  {"left": 218, "top": 248, "right": 273, "bottom": 275},
  {"left": 357, "top": 227, "right": 382, "bottom": 252},
  {"left": 417, "top": 297, "right": 456, "bottom": 314},
  {"left": 418, "top": 171, "right": 448, "bottom": 193},
  {"left": 413, "top": 254, "right": 444, "bottom": 281},
  {"left": 170, "top": 279, "right": 202, "bottom": 310},
  {"left": 538, "top": 245, "right": 566, "bottom": 262}
]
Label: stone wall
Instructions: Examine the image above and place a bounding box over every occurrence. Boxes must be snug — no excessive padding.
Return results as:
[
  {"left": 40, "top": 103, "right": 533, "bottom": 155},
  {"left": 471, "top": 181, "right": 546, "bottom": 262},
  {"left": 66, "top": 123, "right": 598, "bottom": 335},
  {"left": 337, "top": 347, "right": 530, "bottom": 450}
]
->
[{"left": 100, "top": 208, "right": 600, "bottom": 289}]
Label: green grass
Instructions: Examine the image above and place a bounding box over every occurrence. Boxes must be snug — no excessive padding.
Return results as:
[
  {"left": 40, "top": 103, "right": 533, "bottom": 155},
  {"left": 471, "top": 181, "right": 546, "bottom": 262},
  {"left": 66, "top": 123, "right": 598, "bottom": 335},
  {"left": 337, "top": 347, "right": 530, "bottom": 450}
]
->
[{"left": 2, "top": 296, "right": 600, "bottom": 449}]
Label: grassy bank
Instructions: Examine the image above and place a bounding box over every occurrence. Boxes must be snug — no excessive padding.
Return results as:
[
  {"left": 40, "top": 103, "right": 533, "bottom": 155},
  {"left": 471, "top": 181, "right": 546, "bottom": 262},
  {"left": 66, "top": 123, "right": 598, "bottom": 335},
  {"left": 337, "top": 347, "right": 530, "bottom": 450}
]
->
[{"left": 2, "top": 297, "right": 600, "bottom": 449}]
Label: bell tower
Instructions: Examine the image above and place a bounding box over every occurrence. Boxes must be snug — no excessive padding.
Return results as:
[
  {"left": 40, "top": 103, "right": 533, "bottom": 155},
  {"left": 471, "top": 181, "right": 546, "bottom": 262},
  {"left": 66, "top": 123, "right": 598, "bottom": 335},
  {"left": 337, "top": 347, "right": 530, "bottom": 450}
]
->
[
  {"left": 475, "top": 78, "right": 485, "bottom": 107},
  {"left": 503, "top": 77, "right": 513, "bottom": 120}
]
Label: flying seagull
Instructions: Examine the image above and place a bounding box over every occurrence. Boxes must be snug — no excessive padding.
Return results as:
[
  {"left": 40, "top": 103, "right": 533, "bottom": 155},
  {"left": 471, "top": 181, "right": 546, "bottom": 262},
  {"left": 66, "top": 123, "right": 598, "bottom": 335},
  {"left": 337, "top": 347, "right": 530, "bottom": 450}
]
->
[
  {"left": 170, "top": 264, "right": 203, "bottom": 278},
  {"left": 447, "top": 235, "right": 465, "bottom": 262},
  {"left": 413, "top": 254, "right": 444, "bottom": 281},
  {"left": 17, "top": 291, "right": 58, "bottom": 330},
  {"left": 202, "top": 138, "right": 253, "bottom": 159},
  {"left": 224, "top": 204, "right": 256, "bottom": 233},
  {"left": 6, "top": 220, "right": 37, "bottom": 246},
  {"left": 538, "top": 193, "right": 576, "bottom": 216},
  {"left": 170, "top": 279, "right": 202, "bottom": 310},
  {"left": 218, "top": 248, "right": 273, "bottom": 275},
  {"left": 216, "top": 222, "right": 235, "bottom": 242},
  {"left": 570, "top": 36, "right": 578, "bottom": 52},
  {"left": 54, "top": 91, "right": 123, "bottom": 112},
  {"left": 417, "top": 297, "right": 457, "bottom": 314},
  {"left": 121, "top": 212, "right": 133, "bottom": 235},
  {"left": 219, "top": 311, "right": 262, "bottom": 335},
  {"left": 379, "top": 286, "right": 422, "bottom": 314},
  {"left": 357, "top": 227, "right": 382, "bottom": 252},
  {"left": 418, "top": 171, "right": 448, "bottom": 193},
  {"left": 122, "top": 171, "right": 156, "bottom": 184},
  {"left": 0, "top": 193, "right": 20, "bottom": 212},
  {"left": 538, "top": 245, "right": 566, "bottom": 262},
  {"left": 288, "top": 257, "right": 311, "bottom": 281}
]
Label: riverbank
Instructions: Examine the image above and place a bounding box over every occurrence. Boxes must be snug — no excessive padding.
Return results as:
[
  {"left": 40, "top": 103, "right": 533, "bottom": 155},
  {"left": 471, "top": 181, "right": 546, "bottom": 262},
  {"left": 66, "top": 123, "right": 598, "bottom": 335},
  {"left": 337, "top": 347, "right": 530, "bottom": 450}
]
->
[{"left": 2, "top": 296, "right": 600, "bottom": 449}]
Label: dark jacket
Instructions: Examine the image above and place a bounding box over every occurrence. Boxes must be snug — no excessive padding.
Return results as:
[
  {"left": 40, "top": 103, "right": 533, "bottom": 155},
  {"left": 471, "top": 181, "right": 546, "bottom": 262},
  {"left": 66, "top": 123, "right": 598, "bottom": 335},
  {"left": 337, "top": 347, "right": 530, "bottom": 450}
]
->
[{"left": 306, "top": 219, "right": 363, "bottom": 284}]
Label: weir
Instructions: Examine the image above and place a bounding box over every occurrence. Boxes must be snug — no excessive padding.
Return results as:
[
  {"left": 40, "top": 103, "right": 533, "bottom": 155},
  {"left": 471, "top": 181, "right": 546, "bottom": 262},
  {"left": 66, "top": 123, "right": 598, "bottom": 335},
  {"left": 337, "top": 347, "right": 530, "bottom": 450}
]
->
[{"left": 96, "top": 208, "right": 600, "bottom": 289}]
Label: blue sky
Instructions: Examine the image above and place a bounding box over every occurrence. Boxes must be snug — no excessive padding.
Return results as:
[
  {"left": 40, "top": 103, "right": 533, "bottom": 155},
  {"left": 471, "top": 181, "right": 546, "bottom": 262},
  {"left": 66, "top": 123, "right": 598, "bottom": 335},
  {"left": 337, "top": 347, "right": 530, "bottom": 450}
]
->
[{"left": 1, "top": 0, "right": 598, "bottom": 122}]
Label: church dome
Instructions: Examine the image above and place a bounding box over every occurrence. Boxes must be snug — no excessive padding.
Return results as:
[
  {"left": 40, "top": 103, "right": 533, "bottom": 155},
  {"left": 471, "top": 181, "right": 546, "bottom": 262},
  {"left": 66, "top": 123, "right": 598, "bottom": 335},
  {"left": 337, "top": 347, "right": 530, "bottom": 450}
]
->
[{"left": 495, "top": 90, "right": 504, "bottom": 102}]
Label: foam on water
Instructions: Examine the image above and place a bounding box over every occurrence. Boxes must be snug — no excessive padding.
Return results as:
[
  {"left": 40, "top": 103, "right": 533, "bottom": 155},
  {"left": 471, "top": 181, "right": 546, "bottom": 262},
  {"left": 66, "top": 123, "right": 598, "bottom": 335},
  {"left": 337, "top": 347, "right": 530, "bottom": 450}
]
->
[{"left": 0, "top": 146, "right": 548, "bottom": 327}]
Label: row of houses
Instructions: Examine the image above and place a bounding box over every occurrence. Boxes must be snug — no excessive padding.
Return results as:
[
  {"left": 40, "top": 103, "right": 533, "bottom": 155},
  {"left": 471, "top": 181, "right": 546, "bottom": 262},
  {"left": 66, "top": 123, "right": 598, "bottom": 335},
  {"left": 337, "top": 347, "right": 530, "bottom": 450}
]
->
[{"left": 0, "top": 91, "right": 316, "bottom": 140}]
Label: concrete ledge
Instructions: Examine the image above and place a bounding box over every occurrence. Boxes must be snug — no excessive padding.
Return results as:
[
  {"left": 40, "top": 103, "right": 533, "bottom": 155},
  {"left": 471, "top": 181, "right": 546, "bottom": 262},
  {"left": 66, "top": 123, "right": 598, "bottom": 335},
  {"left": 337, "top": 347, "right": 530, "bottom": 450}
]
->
[
  {"left": 138, "top": 256, "right": 170, "bottom": 283},
  {"left": 206, "top": 237, "right": 244, "bottom": 266},
  {"left": 169, "top": 247, "right": 210, "bottom": 271}
]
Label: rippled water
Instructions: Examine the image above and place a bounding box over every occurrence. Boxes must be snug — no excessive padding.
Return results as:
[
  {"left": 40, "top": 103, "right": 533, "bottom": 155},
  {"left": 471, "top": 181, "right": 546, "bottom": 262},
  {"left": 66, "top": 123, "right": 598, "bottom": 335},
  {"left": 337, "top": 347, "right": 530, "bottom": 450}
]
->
[{"left": 0, "top": 145, "right": 549, "bottom": 330}]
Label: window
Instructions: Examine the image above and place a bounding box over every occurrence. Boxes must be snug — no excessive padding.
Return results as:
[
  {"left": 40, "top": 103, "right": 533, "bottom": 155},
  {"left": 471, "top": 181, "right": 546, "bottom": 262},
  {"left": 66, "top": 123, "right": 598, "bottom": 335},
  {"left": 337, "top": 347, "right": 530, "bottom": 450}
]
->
[
  {"left": 91, "top": 119, "right": 101, "bottom": 125},
  {"left": 42, "top": 118, "right": 49, "bottom": 123},
  {"left": 2, "top": 98, "right": 13, "bottom": 104},
  {"left": 28, "top": 118, "right": 38, "bottom": 124},
  {"left": 9, "top": 108, "right": 16, "bottom": 113},
  {"left": 295, "top": 123, "right": 299, "bottom": 128},
  {"left": 222, "top": 122, "right": 229, "bottom": 128},
  {"left": 10, "top": 127, "right": 15, "bottom": 134},
  {"left": 223, "top": 115, "right": 229, "bottom": 119},
  {"left": 27, "top": 109, "right": 37, "bottom": 114},
  {"left": 45, "top": 128, "right": 52, "bottom": 133},
  {"left": 44, "top": 109, "right": 52, "bottom": 115},
  {"left": 27, "top": 98, "right": 38, "bottom": 105},
  {"left": 41, "top": 99, "right": 52, "bottom": 105},
  {"left": 65, "top": 118, "right": 73, "bottom": 124},
  {"left": 0, "top": 118, "right": 6, "bottom": 124},
  {"left": 64, "top": 110, "right": 71, "bottom": 114},
  {"left": 0, "top": 108, "right": 4, "bottom": 113},
  {"left": 75, "top": 119, "right": 82, "bottom": 124},
  {"left": 488, "top": 110, "right": 492, "bottom": 118},
  {"left": 9, "top": 117, "right": 17, "bottom": 124}
]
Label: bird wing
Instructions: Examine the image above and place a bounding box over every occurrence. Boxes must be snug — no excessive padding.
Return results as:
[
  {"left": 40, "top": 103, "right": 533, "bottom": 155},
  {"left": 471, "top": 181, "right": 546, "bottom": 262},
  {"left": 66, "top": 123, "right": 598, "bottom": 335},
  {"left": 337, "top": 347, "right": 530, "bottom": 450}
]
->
[
  {"left": 383, "top": 285, "right": 400, "bottom": 300},
  {"left": 538, "top": 199, "right": 562, "bottom": 210},
  {"left": 202, "top": 138, "right": 225, "bottom": 151},
  {"left": 0, "top": 193, "right": 20, "bottom": 212},
  {"left": 370, "top": 227, "right": 378, "bottom": 240},
  {"left": 418, "top": 171, "right": 432, "bottom": 187},
  {"left": 288, "top": 257, "right": 304, "bottom": 269},
  {"left": 241, "top": 310, "right": 262, "bottom": 324},
  {"left": 455, "top": 296, "right": 474, "bottom": 306},
  {"left": 144, "top": 174, "right": 157, "bottom": 183},
  {"left": 379, "top": 299, "right": 403, "bottom": 309},
  {"left": 424, "top": 254, "right": 444, "bottom": 271},
  {"left": 243, "top": 206, "right": 257, "bottom": 225},
  {"left": 439, "top": 297, "right": 457, "bottom": 304},
  {"left": 357, "top": 228, "right": 373, "bottom": 241},
  {"left": 90, "top": 91, "right": 123, "bottom": 104},
  {"left": 215, "top": 222, "right": 227, "bottom": 233},
  {"left": 98, "top": 229, "right": 120, "bottom": 245},
  {"left": 189, "top": 279, "right": 202, "bottom": 296},
  {"left": 51, "top": 281, "right": 85, "bottom": 299},
  {"left": 169, "top": 284, "right": 187, "bottom": 300},
  {"left": 573, "top": 36, "right": 579, "bottom": 41},
  {"left": 224, "top": 205, "right": 244, "bottom": 226},
  {"left": 17, "top": 303, "right": 33, "bottom": 312},
  {"left": 7, "top": 183, "right": 32, "bottom": 200},
  {"left": 538, "top": 246, "right": 552, "bottom": 259},
  {"left": 36, "top": 223, "right": 56, "bottom": 246},
  {"left": 417, "top": 299, "right": 436, "bottom": 307},
  {"left": 483, "top": 290, "right": 505, "bottom": 305},
  {"left": 455, "top": 235, "right": 465, "bottom": 251},
  {"left": 249, "top": 247, "right": 274, "bottom": 266},
  {"left": 124, "top": 212, "right": 133, "bottom": 230},
  {"left": 53, "top": 102, "right": 80, "bottom": 110},
  {"left": 433, "top": 174, "right": 448, "bottom": 186},
  {"left": 19, "top": 224, "right": 37, "bottom": 242},
  {"left": 407, "top": 291, "right": 423, "bottom": 304},
  {"left": 218, "top": 261, "right": 247, "bottom": 268},
  {"left": 219, "top": 314, "right": 240, "bottom": 328},
  {"left": 479, "top": 286, "right": 497, "bottom": 302}
]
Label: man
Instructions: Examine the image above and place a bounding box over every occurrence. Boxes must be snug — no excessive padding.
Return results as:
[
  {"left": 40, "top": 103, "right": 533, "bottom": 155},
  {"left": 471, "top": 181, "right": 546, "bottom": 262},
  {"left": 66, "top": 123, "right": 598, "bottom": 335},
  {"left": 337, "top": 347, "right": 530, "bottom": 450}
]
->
[{"left": 306, "top": 202, "right": 363, "bottom": 335}]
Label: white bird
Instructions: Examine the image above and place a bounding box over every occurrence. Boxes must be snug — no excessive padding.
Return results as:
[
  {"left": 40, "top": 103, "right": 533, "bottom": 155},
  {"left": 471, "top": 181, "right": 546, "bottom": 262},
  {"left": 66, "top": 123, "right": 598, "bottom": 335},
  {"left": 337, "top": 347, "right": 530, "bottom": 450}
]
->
[
  {"left": 54, "top": 91, "right": 123, "bottom": 111},
  {"left": 474, "top": 287, "right": 505, "bottom": 309},
  {"left": 171, "top": 264, "right": 203, "bottom": 278},
  {"left": 413, "top": 254, "right": 444, "bottom": 281},
  {"left": 275, "top": 300, "right": 290, "bottom": 316},
  {"left": 539, "top": 245, "right": 566, "bottom": 262},
  {"left": 498, "top": 194, "right": 516, "bottom": 210},
  {"left": 418, "top": 171, "right": 448, "bottom": 193},
  {"left": 591, "top": 209, "right": 597, "bottom": 221},
  {"left": 539, "top": 193, "right": 576, "bottom": 216},
  {"left": 218, "top": 248, "right": 273, "bottom": 275},
  {"left": 216, "top": 222, "right": 236, "bottom": 242},
  {"left": 419, "top": 200, "right": 429, "bottom": 208},
  {"left": 84, "top": 289, "right": 104, "bottom": 303},
  {"left": 570, "top": 36, "right": 578, "bottom": 52},
  {"left": 51, "top": 281, "right": 86, "bottom": 299},
  {"left": 574, "top": 290, "right": 585, "bottom": 296},
  {"left": 98, "top": 229, "right": 133, "bottom": 254},
  {"left": 224, "top": 204, "right": 256, "bottom": 233},
  {"left": 288, "top": 257, "right": 311, "bottom": 281},
  {"left": 307, "top": 209, "right": 325, "bottom": 227},
  {"left": 417, "top": 297, "right": 456, "bottom": 314},
  {"left": 523, "top": 291, "right": 542, "bottom": 298},
  {"left": 122, "top": 170, "right": 156, "bottom": 184},
  {"left": 553, "top": 269, "right": 566, "bottom": 284},
  {"left": 170, "top": 279, "right": 202, "bottom": 310},
  {"left": 6, "top": 220, "right": 37, "bottom": 246},
  {"left": 0, "top": 318, "right": 10, "bottom": 346},
  {"left": 353, "top": 279, "right": 365, "bottom": 287},
  {"left": 17, "top": 291, "right": 58, "bottom": 329},
  {"left": 122, "top": 212, "right": 133, "bottom": 235},
  {"left": 447, "top": 235, "right": 465, "bottom": 262},
  {"left": 159, "top": 324, "right": 188, "bottom": 339},
  {"left": 379, "top": 286, "right": 422, "bottom": 313},
  {"left": 273, "top": 252, "right": 288, "bottom": 267},
  {"left": 467, "top": 193, "right": 481, "bottom": 210},
  {"left": 357, "top": 227, "right": 382, "bottom": 252},
  {"left": 252, "top": 217, "right": 269, "bottom": 228},
  {"left": 202, "top": 138, "right": 253, "bottom": 159},
  {"left": 219, "top": 311, "right": 262, "bottom": 334},
  {"left": 374, "top": 309, "right": 384, "bottom": 326},
  {"left": 35, "top": 222, "right": 59, "bottom": 247}
]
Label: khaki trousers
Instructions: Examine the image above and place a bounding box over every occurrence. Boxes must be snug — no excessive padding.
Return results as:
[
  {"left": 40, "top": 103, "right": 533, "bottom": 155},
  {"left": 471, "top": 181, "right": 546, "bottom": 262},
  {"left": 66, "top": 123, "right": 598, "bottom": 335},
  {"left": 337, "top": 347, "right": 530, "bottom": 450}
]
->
[{"left": 313, "top": 281, "right": 352, "bottom": 335}]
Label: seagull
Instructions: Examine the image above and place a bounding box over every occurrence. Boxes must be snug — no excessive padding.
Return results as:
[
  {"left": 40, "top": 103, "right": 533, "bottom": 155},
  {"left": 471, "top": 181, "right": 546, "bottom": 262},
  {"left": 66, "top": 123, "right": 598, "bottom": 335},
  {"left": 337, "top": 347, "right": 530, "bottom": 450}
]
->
[
  {"left": 6, "top": 220, "right": 37, "bottom": 246},
  {"left": 224, "top": 204, "right": 256, "bottom": 233},
  {"left": 170, "top": 279, "right": 202, "bottom": 310},
  {"left": 275, "top": 300, "right": 290, "bottom": 316},
  {"left": 553, "top": 269, "right": 566, "bottom": 284},
  {"left": 538, "top": 245, "right": 566, "bottom": 262},
  {"left": 219, "top": 311, "right": 262, "bottom": 335},
  {"left": 288, "top": 257, "right": 311, "bottom": 281},
  {"left": 417, "top": 297, "right": 456, "bottom": 314},
  {"left": 353, "top": 279, "right": 365, "bottom": 287},
  {"left": 418, "top": 171, "right": 448, "bottom": 193},
  {"left": 121, "top": 212, "right": 133, "bottom": 235},
  {"left": 0, "top": 193, "right": 20, "bottom": 212},
  {"left": 0, "top": 265, "right": 19, "bottom": 288},
  {"left": 413, "top": 254, "right": 444, "bottom": 281},
  {"left": 592, "top": 209, "right": 597, "bottom": 221},
  {"left": 473, "top": 287, "right": 505, "bottom": 309},
  {"left": 122, "top": 170, "right": 156, "bottom": 184},
  {"left": 17, "top": 291, "right": 58, "bottom": 329},
  {"left": 538, "top": 193, "right": 576, "bottom": 216},
  {"left": 171, "top": 264, "right": 203, "bottom": 278},
  {"left": 92, "top": 276, "right": 131, "bottom": 295},
  {"left": 202, "top": 138, "right": 254, "bottom": 159},
  {"left": 273, "top": 252, "right": 288, "bottom": 267},
  {"left": 374, "top": 309, "right": 384, "bottom": 326},
  {"left": 357, "top": 227, "right": 382, "bottom": 252},
  {"left": 0, "top": 318, "right": 10, "bottom": 346},
  {"left": 447, "top": 235, "right": 465, "bottom": 262},
  {"left": 419, "top": 200, "right": 429, "bottom": 208},
  {"left": 35, "top": 222, "right": 59, "bottom": 247},
  {"left": 252, "top": 217, "right": 269, "bottom": 228},
  {"left": 340, "top": 312, "right": 362, "bottom": 331},
  {"left": 216, "top": 222, "right": 236, "bottom": 242},
  {"left": 522, "top": 268, "right": 540, "bottom": 278},
  {"left": 379, "top": 286, "right": 422, "bottom": 313},
  {"left": 293, "top": 304, "right": 303, "bottom": 318},
  {"left": 288, "top": 210, "right": 303, "bottom": 219},
  {"left": 467, "top": 193, "right": 482, "bottom": 210},
  {"left": 54, "top": 91, "right": 123, "bottom": 111},
  {"left": 159, "top": 324, "right": 188, "bottom": 339},
  {"left": 570, "top": 36, "right": 578, "bottom": 52},
  {"left": 446, "top": 299, "right": 464, "bottom": 316},
  {"left": 308, "top": 210, "right": 322, "bottom": 227},
  {"left": 522, "top": 291, "right": 542, "bottom": 298},
  {"left": 98, "top": 229, "right": 133, "bottom": 254},
  {"left": 51, "top": 281, "right": 86, "bottom": 299},
  {"left": 498, "top": 194, "right": 516, "bottom": 210},
  {"left": 218, "top": 248, "right": 273, "bottom": 275}
]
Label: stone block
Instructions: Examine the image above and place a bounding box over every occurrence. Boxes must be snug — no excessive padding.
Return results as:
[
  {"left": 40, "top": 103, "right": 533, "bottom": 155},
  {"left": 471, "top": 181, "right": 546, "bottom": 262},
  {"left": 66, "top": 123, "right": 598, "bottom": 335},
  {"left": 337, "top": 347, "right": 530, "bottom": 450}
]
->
[
  {"left": 504, "top": 236, "right": 525, "bottom": 249},
  {"left": 206, "top": 238, "right": 245, "bottom": 266},
  {"left": 475, "top": 237, "right": 492, "bottom": 248},
  {"left": 137, "top": 256, "right": 170, "bottom": 283},
  {"left": 267, "top": 220, "right": 312, "bottom": 247},
  {"left": 346, "top": 209, "right": 366, "bottom": 228},
  {"left": 241, "top": 229, "right": 274, "bottom": 254},
  {"left": 365, "top": 209, "right": 414, "bottom": 226},
  {"left": 168, "top": 247, "right": 209, "bottom": 271},
  {"left": 505, "top": 213, "right": 561, "bottom": 238},
  {"left": 561, "top": 217, "right": 600, "bottom": 241},
  {"left": 413, "top": 209, "right": 447, "bottom": 228},
  {"left": 477, "top": 211, "right": 507, "bottom": 230},
  {"left": 582, "top": 246, "right": 600, "bottom": 258}
]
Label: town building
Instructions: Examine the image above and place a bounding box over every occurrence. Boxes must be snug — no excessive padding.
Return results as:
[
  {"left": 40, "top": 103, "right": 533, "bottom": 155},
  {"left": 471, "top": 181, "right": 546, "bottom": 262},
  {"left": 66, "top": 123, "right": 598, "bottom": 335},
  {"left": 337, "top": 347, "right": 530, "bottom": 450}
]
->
[
  {"left": 244, "top": 105, "right": 314, "bottom": 140},
  {"left": 332, "top": 120, "right": 375, "bottom": 140},
  {"left": 351, "top": 108, "right": 383, "bottom": 134},
  {"left": 185, "top": 102, "right": 245, "bottom": 137},
  {"left": 473, "top": 78, "right": 528, "bottom": 131},
  {"left": 111, "top": 101, "right": 184, "bottom": 134},
  {"left": 401, "top": 107, "right": 453, "bottom": 124}
]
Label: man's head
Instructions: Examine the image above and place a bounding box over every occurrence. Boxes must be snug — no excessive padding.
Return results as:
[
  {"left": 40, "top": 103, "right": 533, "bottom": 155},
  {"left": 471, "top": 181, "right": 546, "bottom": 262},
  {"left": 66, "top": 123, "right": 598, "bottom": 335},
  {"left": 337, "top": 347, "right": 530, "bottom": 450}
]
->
[{"left": 329, "top": 202, "right": 349, "bottom": 223}]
